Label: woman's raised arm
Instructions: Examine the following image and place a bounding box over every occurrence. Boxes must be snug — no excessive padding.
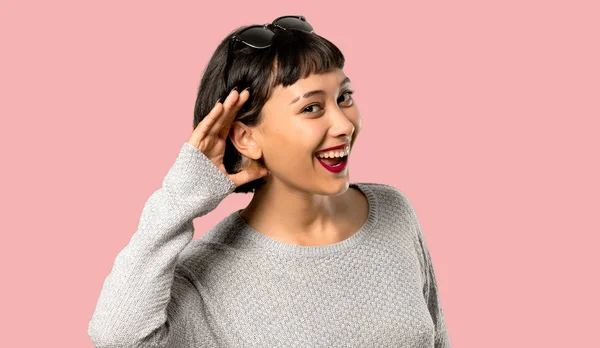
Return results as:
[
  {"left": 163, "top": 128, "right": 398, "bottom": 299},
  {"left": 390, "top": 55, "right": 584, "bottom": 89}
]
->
[{"left": 87, "top": 88, "right": 267, "bottom": 347}]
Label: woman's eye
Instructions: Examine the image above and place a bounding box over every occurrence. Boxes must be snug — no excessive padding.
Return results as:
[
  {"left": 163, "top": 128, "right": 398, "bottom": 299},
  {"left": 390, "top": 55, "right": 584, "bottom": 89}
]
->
[
  {"left": 338, "top": 90, "right": 355, "bottom": 105},
  {"left": 302, "top": 104, "right": 323, "bottom": 113},
  {"left": 301, "top": 90, "right": 355, "bottom": 114}
]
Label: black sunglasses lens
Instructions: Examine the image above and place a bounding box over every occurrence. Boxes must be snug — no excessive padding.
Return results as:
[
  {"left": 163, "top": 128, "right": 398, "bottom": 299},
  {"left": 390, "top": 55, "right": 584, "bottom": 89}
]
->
[
  {"left": 237, "top": 26, "right": 274, "bottom": 48},
  {"left": 274, "top": 17, "right": 313, "bottom": 32}
]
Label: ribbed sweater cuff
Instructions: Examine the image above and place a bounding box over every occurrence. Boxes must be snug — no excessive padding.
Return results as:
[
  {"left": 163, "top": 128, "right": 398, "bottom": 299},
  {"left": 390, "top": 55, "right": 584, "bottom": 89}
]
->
[{"left": 161, "top": 142, "right": 236, "bottom": 203}]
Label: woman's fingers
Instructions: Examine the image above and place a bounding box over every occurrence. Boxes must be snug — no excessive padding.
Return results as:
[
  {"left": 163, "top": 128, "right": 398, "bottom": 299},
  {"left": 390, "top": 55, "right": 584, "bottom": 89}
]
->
[
  {"left": 189, "top": 100, "right": 223, "bottom": 143},
  {"left": 228, "top": 158, "right": 269, "bottom": 187},
  {"left": 189, "top": 88, "right": 249, "bottom": 144},
  {"left": 218, "top": 89, "right": 250, "bottom": 138},
  {"left": 200, "top": 89, "right": 237, "bottom": 137},
  {"left": 209, "top": 88, "right": 243, "bottom": 137}
]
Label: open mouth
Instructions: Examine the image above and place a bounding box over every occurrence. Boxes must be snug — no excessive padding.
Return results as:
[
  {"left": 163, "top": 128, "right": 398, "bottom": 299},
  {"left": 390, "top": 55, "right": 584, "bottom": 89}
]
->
[
  {"left": 315, "top": 155, "right": 348, "bottom": 173},
  {"left": 314, "top": 147, "right": 349, "bottom": 173},
  {"left": 317, "top": 155, "right": 346, "bottom": 167}
]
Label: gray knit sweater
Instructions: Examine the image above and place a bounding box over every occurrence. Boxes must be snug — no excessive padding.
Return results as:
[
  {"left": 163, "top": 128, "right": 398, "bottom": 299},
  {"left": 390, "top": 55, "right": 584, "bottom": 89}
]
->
[{"left": 88, "top": 142, "right": 451, "bottom": 347}]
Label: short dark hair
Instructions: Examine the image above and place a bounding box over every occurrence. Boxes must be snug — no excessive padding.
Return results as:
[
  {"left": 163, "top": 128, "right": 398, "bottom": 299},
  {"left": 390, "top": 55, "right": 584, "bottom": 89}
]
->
[{"left": 193, "top": 25, "right": 345, "bottom": 193}]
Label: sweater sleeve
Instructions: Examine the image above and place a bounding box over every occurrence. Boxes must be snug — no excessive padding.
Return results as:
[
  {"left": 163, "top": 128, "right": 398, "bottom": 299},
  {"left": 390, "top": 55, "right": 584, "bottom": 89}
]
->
[
  {"left": 412, "top": 213, "right": 452, "bottom": 348},
  {"left": 87, "top": 142, "right": 236, "bottom": 348}
]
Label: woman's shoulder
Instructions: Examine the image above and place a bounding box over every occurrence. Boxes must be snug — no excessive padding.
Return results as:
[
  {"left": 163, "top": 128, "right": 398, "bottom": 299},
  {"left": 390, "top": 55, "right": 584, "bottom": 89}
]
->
[
  {"left": 354, "top": 182, "right": 413, "bottom": 208},
  {"left": 354, "top": 181, "right": 419, "bottom": 229}
]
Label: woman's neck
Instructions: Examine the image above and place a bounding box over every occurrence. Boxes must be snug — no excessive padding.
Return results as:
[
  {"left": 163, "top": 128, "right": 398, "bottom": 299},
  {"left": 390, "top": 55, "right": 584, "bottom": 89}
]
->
[{"left": 239, "top": 180, "right": 365, "bottom": 246}]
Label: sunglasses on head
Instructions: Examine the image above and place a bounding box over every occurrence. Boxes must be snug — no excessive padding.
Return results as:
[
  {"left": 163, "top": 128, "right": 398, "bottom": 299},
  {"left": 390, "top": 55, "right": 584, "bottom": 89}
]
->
[{"left": 223, "top": 15, "right": 314, "bottom": 89}]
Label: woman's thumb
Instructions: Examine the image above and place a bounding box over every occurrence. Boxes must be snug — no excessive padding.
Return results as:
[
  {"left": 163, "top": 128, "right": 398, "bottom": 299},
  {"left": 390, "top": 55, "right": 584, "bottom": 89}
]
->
[{"left": 230, "top": 159, "right": 269, "bottom": 186}]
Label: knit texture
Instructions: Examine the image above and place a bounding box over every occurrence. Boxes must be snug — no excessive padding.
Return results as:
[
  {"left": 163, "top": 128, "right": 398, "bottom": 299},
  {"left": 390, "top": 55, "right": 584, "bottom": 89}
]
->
[{"left": 88, "top": 142, "right": 451, "bottom": 348}]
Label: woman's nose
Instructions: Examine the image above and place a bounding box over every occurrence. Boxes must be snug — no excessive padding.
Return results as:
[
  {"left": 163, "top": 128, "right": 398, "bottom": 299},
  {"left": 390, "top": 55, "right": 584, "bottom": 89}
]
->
[{"left": 328, "top": 107, "right": 355, "bottom": 138}]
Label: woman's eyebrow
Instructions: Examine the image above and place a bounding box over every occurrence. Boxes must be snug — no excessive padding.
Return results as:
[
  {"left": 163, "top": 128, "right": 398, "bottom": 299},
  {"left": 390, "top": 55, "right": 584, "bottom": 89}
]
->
[{"left": 289, "top": 77, "right": 352, "bottom": 105}]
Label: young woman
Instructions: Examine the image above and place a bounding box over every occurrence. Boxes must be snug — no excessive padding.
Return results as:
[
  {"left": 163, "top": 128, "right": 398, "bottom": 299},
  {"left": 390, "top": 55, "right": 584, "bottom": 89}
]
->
[{"left": 88, "top": 15, "right": 451, "bottom": 348}]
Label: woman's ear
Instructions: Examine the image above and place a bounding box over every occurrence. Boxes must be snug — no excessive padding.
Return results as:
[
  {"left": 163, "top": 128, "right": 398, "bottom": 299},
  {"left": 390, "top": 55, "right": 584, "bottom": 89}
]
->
[{"left": 229, "top": 121, "right": 262, "bottom": 161}]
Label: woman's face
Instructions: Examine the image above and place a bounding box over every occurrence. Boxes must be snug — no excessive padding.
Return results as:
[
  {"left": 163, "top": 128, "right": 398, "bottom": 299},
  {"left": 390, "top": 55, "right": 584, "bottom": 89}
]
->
[{"left": 240, "top": 68, "right": 361, "bottom": 195}]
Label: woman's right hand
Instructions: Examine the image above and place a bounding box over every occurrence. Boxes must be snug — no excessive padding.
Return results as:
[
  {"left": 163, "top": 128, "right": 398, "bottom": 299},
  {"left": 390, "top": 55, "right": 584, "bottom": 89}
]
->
[{"left": 187, "top": 88, "right": 269, "bottom": 188}]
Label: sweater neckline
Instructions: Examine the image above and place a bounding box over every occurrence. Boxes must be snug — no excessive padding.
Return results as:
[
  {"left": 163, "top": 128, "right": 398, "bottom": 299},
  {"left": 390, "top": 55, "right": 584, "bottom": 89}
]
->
[{"left": 230, "top": 183, "right": 379, "bottom": 257}]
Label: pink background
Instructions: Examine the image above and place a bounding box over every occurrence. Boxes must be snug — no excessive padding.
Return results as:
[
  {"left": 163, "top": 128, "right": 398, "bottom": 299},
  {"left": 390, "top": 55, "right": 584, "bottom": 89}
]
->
[{"left": 1, "top": 0, "right": 598, "bottom": 346}]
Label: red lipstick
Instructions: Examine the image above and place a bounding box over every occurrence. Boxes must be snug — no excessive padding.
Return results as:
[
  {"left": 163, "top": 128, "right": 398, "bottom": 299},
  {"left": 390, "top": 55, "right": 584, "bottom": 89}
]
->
[
  {"left": 314, "top": 142, "right": 350, "bottom": 174},
  {"left": 316, "top": 156, "right": 348, "bottom": 173}
]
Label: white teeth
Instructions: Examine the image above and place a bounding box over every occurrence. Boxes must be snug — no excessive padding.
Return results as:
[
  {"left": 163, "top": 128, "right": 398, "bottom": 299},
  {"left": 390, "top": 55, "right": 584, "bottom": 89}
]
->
[{"left": 316, "top": 145, "right": 350, "bottom": 158}]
